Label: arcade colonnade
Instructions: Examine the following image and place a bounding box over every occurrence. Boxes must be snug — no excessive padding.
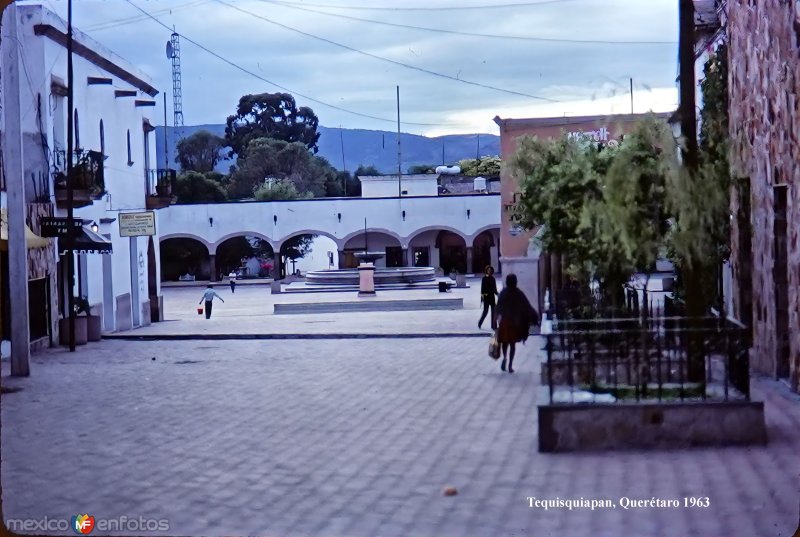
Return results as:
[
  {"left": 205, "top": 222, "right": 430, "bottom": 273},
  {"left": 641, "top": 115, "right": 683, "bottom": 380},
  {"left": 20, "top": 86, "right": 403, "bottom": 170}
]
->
[{"left": 156, "top": 195, "right": 501, "bottom": 280}]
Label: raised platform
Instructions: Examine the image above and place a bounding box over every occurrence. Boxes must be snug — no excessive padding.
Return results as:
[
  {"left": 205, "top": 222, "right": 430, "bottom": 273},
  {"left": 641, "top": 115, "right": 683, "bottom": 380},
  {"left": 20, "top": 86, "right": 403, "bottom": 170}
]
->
[
  {"left": 283, "top": 277, "right": 465, "bottom": 294},
  {"left": 274, "top": 297, "right": 463, "bottom": 314}
]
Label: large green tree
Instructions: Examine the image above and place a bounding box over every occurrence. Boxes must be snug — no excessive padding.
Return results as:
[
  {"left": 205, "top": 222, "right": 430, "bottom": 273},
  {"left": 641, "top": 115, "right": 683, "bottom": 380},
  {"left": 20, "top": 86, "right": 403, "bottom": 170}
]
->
[
  {"left": 458, "top": 156, "right": 501, "bottom": 176},
  {"left": 227, "top": 137, "right": 336, "bottom": 199},
  {"left": 174, "top": 171, "right": 227, "bottom": 203},
  {"left": 175, "top": 130, "right": 225, "bottom": 172},
  {"left": 225, "top": 92, "right": 320, "bottom": 159}
]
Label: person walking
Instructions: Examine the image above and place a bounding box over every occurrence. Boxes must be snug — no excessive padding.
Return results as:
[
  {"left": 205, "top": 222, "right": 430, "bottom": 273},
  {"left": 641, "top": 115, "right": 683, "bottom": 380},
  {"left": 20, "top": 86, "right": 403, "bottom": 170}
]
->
[
  {"left": 199, "top": 284, "right": 224, "bottom": 319},
  {"left": 228, "top": 271, "right": 237, "bottom": 293},
  {"left": 495, "top": 273, "right": 539, "bottom": 373},
  {"left": 478, "top": 265, "right": 499, "bottom": 329}
]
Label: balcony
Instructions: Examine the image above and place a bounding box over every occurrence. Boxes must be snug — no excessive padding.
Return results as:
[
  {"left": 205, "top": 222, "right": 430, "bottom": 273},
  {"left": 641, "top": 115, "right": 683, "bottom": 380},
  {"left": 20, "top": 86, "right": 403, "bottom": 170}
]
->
[
  {"left": 146, "top": 169, "right": 177, "bottom": 210},
  {"left": 53, "top": 150, "right": 105, "bottom": 209}
]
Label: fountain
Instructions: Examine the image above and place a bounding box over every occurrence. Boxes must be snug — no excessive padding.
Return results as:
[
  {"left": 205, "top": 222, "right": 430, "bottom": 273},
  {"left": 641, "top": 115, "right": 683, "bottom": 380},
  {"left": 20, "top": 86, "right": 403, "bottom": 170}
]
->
[{"left": 305, "top": 251, "right": 436, "bottom": 288}]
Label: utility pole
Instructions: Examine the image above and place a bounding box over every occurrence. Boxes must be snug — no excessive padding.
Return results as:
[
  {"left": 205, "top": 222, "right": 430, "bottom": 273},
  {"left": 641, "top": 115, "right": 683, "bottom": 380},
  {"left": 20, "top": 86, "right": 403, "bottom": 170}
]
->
[
  {"left": 630, "top": 77, "right": 634, "bottom": 114},
  {"left": 2, "top": 3, "right": 31, "bottom": 375},
  {"left": 679, "top": 0, "right": 703, "bottom": 381},
  {"left": 163, "top": 92, "right": 169, "bottom": 171},
  {"left": 396, "top": 85, "right": 401, "bottom": 197},
  {"left": 66, "top": 0, "right": 77, "bottom": 351},
  {"left": 339, "top": 126, "right": 346, "bottom": 195}
]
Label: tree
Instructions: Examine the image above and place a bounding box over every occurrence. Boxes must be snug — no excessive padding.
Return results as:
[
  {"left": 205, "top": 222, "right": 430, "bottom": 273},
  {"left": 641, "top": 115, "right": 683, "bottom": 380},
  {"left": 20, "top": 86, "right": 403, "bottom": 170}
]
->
[
  {"left": 173, "top": 171, "right": 227, "bottom": 203},
  {"left": 354, "top": 164, "right": 380, "bottom": 177},
  {"left": 225, "top": 92, "right": 320, "bottom": 159},
  {"left": 253, "top": 178, "right": 311, "bottom": 201},
  {"left": 175, "top": 130, "right": 225, "bottom": 172},
  {"left": 408, "top": 164, "right": 436, "bottom": 174},
  {"left": 227, "top": 137, "right": 335, "bottom": 199},
  {"left": 459, "top": 156, "right": 501, "bottom": 176}
]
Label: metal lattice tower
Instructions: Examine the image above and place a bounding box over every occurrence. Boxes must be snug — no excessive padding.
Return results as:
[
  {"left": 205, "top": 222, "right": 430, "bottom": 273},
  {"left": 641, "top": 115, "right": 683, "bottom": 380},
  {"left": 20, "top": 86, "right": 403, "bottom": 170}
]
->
[{"left": 170, "top": 32, "right": 184, "bottom": 128}]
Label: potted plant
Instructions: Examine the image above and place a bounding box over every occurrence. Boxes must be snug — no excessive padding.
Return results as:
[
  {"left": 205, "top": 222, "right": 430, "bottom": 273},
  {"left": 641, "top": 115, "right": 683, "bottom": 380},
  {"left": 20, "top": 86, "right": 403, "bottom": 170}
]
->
[
  {"left": 58, "top": 297, "right": 89, "bottom": 346},
  {"left": 156, "top": 177, "right": 172, "bottom": 197}
]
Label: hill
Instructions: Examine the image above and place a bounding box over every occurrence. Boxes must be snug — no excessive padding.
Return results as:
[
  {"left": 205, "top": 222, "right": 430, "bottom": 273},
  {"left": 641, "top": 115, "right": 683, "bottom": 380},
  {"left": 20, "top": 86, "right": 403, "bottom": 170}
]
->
[{"left": 155, "top": 124, "right": 500, "bottom": 175}]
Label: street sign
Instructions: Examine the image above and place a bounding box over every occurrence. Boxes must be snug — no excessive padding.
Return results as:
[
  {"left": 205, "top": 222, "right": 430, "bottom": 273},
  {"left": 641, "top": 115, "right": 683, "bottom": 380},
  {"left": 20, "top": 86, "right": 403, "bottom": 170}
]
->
[
  {"left": 40, "top": 217, "right": 83, "bottom": 238},
  {"left": 119, "top": 211, "right": 156, "bottom": 237}
]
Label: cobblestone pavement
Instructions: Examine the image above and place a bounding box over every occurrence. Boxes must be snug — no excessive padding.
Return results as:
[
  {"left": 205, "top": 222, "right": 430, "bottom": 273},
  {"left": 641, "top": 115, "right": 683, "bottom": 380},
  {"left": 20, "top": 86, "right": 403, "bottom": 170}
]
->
[
  {"left": 124, "top": 281, "right": 490, "bottom": 337},
  {"left": 2, "top": 337, "right": 799, "bottom": 537}
]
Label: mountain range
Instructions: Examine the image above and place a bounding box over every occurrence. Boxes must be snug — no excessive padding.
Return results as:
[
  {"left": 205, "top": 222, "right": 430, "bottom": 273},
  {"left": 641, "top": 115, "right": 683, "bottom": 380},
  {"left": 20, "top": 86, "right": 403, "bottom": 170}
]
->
[{"left": 154, "top": 124, "right": 500, "bottom": 175}]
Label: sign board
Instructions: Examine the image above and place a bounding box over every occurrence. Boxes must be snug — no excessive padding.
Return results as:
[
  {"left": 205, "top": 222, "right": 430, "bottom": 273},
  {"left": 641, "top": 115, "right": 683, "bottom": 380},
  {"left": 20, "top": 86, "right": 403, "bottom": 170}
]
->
[
  {"left": 40, "top": 217, "right": 83, "bottom": 238},
  {"left": 119, "top": 211, "right": 156, "bottom": 237}
]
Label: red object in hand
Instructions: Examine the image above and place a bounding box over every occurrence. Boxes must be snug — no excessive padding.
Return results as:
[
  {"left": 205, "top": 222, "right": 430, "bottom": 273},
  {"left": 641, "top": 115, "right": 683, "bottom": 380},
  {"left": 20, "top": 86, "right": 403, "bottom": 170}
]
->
[{"left": 197, "top": 307, "right": 203, "bottom": 315}]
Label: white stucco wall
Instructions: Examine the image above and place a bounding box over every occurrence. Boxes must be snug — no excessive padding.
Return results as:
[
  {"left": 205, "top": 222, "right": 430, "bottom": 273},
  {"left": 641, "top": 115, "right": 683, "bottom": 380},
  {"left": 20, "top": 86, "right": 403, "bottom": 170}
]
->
[
  {"left": 12, "top": 4, "right": 161, "bottom": 331},
  {"left": 157, "top": 194, "right": 500, "bottom": 256},
  {"left": 359, "top": 175, "right": 439, "bottom": 198}
]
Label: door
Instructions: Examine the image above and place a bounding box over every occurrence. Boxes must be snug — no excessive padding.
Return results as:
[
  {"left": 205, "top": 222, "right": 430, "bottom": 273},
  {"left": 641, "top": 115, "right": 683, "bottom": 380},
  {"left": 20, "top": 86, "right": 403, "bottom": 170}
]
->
[
  {"left": 413, "top": 247, "right": 429, "bottom": 267},
  {"left": 773, "top": 185, "right": 789, "bottom": 379},
  {"left": 385, "top": 246, "right": 403, "bottom": 267}
]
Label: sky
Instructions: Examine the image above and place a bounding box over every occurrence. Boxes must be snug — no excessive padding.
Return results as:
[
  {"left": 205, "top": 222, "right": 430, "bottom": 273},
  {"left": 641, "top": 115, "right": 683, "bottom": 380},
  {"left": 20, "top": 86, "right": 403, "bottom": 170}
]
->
[{"left": 33, "top": 0, "right": 680, "bottom": 136}]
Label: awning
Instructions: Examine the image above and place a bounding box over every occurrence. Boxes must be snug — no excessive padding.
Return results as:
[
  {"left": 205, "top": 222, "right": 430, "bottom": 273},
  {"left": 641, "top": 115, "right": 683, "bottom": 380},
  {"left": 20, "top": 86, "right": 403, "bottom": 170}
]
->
[
  {"left": 59, "top": 226, "right": 113, "bottom": 255},
  {"left": 0, "top": 208, "right": 51, "bottom": 251}
]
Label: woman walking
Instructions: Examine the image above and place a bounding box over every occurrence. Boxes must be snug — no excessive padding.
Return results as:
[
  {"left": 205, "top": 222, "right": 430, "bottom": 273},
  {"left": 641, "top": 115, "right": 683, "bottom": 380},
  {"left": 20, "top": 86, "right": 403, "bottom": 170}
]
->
[
  {"left": 199, "top": 284, "right": 224, "bottom": 319},
  {"left": 478, "top": 265, "right": 498, "bottom": 329},
  {"left": 495, "top": 274, "right": 539, "bottom": 373}
]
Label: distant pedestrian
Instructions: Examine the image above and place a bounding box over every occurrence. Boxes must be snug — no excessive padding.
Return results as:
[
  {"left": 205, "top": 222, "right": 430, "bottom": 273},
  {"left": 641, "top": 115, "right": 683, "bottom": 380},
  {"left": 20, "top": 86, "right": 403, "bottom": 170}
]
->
[
  {"left": 495, "top": 274, "right": 539, "bottom": 373},
  {"left": 228, "top": 271, "right": 237, "bottom": 293},
  {"left": 199, "top": 284, "right": 224, "bottom": 319},
  {"left": 478, "top": 265, "right": 498, "bottom": 330}
]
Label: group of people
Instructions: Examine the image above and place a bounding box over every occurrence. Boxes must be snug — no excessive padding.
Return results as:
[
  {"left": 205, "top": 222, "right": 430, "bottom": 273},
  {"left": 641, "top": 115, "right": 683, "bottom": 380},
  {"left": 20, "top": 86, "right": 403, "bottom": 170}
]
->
[{"left": 479, "top": 266, "right": 539, "bottom": 374}]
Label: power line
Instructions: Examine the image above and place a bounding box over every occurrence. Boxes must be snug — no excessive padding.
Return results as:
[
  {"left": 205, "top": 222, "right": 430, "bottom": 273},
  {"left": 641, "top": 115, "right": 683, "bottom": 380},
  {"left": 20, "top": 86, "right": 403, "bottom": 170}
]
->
[
  {"left": 215, "top": 0, "right": 558, "bottom": 102},
  {"left": 81, "top": 0, "right": 211, "bottom": 32},
  {"left": 268, "top": 0, "right": 581, "bottom": 11},
  {"left": 120, "top": 0, "right": 453, "bottom": 126},
  {"left": 262, "top": 0, "right": 676, "bottom": 45}
]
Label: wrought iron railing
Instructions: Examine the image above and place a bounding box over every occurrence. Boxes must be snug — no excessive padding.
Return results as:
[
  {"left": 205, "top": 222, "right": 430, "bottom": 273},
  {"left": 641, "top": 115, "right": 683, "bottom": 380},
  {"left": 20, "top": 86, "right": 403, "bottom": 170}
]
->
[
  {"left": 52, "top": 149, "right": 105, "bottom": 196},
  {"left": 544, "top": 314, "right": 751, "bottom": 404},
  {"left": 146, "top": 169, "right": 177, "bottom": 197}
]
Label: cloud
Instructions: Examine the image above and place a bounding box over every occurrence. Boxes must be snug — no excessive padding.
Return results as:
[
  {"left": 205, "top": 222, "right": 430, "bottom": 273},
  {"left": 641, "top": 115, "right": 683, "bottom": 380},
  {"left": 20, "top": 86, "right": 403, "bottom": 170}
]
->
[{"left": 36, "top": 0, "right": 680, "bottom": 134}]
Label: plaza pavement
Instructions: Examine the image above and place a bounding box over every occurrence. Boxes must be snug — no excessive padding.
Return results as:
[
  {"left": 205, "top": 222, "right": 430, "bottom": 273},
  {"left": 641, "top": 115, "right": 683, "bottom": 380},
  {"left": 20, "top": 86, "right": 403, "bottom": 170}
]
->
[{"left": 1, "top": 283, "right": 799, "bottom": 537}]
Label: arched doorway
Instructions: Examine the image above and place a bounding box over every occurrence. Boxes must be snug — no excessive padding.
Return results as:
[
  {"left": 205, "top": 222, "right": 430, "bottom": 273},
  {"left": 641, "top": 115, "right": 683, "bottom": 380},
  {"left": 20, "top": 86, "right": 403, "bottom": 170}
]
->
[
  {"left": 159, "top": 237, "right": 210, "bottom": 281},
  {"left": 436, "top": 231, "right": 467, "bottom": 274},
  {"left": 216, "top": 235, "right": 274, "bottom": 279},
  {"left": 342, "top": 231, "right": 402, "bottom": 269},
  {"left": 472, "top": 228, "right": 499, "bottom": 274}
]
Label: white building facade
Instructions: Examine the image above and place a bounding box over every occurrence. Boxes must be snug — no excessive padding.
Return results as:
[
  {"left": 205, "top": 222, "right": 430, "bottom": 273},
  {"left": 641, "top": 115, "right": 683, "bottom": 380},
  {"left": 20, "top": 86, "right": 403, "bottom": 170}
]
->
[{"left": 1, "top": 3, "right": 164, "bottom": 351}]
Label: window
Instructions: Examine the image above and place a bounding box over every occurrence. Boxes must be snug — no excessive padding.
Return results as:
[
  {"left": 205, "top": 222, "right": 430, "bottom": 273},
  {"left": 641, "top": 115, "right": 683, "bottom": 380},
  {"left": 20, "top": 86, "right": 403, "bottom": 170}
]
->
[
  {"left": 73, "top": 109, "right": 80, "bottom": 149},
  {"left": 99, "top": 120, "right": 105, "bottom": 156},
  {"left": 126, "top": 129, "right": 133, "bottom": 166}
]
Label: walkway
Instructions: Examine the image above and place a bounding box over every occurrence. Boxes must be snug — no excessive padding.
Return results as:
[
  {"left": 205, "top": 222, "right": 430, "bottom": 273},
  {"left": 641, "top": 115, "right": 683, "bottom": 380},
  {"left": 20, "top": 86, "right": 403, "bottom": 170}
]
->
[{"left": 1, "top": 285, "right": 799, "bottom": 536}]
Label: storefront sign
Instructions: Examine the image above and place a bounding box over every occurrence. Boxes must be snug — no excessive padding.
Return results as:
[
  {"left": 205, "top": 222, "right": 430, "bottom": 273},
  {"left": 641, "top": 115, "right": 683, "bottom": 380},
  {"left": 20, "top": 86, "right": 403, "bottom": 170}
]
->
[
  {"left": 119, "top": 211, "right": 156, "bottom": 237},
  {"left": 40, "top": 217, "right": 83, "bottom": 238}
]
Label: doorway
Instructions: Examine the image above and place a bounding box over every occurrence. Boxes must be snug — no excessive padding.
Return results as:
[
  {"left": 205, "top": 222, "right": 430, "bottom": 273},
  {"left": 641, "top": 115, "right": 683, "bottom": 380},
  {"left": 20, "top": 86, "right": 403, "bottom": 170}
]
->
[
  {"left": 773, "top": 184, "right": 789, "bottom": 379},
  {"left": 413, "top": 246, "right": 430, "bottom": 267}
]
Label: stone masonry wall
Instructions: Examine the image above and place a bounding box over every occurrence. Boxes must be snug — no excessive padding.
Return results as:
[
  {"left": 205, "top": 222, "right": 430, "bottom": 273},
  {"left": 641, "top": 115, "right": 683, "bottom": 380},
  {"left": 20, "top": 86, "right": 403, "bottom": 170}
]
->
[{"left": 727, "top": 0, "right": 800, "bottom": 392}]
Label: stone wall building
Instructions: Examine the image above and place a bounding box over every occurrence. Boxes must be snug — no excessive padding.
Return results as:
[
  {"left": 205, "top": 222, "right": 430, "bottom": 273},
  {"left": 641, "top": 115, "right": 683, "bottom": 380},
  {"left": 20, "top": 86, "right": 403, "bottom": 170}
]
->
[{"left": 727, "top": 0, "right": 800, "bottom": 392}]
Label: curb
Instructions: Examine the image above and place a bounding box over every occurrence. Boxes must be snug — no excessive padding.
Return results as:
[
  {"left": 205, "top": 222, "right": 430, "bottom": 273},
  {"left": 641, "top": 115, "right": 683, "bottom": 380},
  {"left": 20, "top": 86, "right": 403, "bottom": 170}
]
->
[{"left": 102, "top": 332, "right": 490, "bottom": 341}]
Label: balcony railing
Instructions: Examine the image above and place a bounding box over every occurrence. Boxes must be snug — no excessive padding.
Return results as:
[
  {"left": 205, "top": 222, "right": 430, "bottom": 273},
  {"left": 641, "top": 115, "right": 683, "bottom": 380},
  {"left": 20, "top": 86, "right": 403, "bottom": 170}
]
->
[
  {"left": 146, "top": 169, "right": 177, "bottom": 209},
  {"left": 52, "top": 149, "right": 105, "bottom": 208}
]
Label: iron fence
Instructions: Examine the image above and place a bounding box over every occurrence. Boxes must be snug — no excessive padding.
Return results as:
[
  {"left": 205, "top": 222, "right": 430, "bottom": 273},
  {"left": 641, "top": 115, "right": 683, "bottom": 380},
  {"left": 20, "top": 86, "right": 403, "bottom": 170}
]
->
[
  {"left": 544, "top": 314, "right": 750, "bottom": 404},
  {"left": 146, "top": 169, "right": 177, "bottom": 197},
  {"left": 52, "top": 149, "right": 105, "bottom": 195}
]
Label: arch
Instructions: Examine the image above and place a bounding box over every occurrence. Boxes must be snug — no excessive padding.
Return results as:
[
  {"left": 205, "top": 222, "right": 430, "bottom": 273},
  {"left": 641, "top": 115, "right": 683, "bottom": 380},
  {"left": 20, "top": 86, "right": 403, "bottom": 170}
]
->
[
  {"left": 405, "top": 225, "right": 469, "bottom": 246},
  {"left": 213, "top": 231, "right": 276, "bottom": 252},
  {"left": 159, "top": 235, "right": 213, "bottom": 282},
  {"left": 276, "top": 228, "right": 342, "bottom": 250},
  {"left": 469, "top": 224, "right": 501, "bottom": 244},
  {"left": 159, "top": 233, "right": 212, "bottom": 253},
  {"left": 341, "top": 227, "right": 402, "bottom": 248}
]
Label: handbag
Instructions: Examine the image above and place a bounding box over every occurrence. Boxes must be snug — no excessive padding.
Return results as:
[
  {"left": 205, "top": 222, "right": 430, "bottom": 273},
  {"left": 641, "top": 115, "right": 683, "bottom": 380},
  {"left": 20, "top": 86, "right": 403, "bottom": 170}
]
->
[{"left": 488, "top": 333, "right": 501, "bottom": 360}]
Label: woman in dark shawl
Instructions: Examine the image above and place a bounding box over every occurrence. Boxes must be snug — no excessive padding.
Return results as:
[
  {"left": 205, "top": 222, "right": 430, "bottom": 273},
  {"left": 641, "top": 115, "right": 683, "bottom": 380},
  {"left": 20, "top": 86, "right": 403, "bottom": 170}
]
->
[{"left": 495, "top": 273, "right": 539, "bottom": 373}]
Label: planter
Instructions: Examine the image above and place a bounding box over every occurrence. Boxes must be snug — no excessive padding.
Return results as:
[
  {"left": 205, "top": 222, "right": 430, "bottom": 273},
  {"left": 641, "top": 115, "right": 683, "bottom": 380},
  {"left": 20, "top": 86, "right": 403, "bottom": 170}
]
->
[
  {"left": 86, "top": 315, "right": 102, "bottom": 341},
  {"left": 59, "top": 316, "right": 88, "bottom": 346},
  {"left": 455, "top": 274, "right": 467, "bottom": 287}
]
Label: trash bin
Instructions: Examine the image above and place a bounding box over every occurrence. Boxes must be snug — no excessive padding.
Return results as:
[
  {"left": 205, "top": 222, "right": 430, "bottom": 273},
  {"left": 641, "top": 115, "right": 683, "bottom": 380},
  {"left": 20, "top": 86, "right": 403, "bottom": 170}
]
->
[{"left": 438, "top": 281, "right": 448, "bottom": 293}]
